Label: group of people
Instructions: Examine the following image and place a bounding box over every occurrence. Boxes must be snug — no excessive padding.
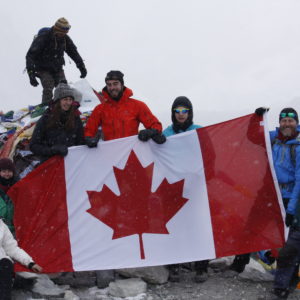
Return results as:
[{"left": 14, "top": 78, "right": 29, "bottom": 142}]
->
[{"left": 0, "top": 16, "right": 297, "bottom": 300}]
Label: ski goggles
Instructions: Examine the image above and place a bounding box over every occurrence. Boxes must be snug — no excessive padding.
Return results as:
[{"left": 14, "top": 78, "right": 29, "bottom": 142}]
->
[
  {"left": 280, "top": 112, "right": 297, "bottom": 119},
  {"left": 174, "top": 108, "right": 189, "bottom": 114}
]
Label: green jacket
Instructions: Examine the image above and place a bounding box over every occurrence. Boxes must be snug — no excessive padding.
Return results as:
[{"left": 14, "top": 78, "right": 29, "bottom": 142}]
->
[{"left": 0, "top": 188, "right": 14, "bottom": 235}]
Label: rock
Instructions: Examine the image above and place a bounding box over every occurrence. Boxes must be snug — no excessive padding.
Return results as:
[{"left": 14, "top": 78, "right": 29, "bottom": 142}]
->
[
  {"left": 209, "top": 257, "right": 233, "bottom": 271},
  {"left": 96, "top": 270, "right": 115, "bottom": 288},
  {"left": 64, "top": 290, "right": 80, "bottom": 300},
  {"left": 53, "top": 271, "right": 96, "bottom": 287},
  {"left": 31, "top": 274, "right": 68, "bottom": 298},
  {"left": 108, "top": 278, "right": 147, "bottom": 298},
  {"left": 116, "top": 266, "right": 169, "bottom": 284}
]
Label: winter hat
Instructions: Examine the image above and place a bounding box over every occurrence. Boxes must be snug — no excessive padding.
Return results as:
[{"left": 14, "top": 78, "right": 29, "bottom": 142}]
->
[
  {"left": 279, "top": 107, "right": 299, "bottom": 123},
  {"left": 0, "top": 158, "right": 15, "bottom": 173},
  {"left": 105, "top": 71, "right": 124, "bottom": 85},
  {"left": 54, "top": 17, "right": 71, "bottom": 33},
  {"left": 171, "top": 96, "right": 194, "bottom": 133},
  {"left": 53, "top": 83, "right": 75, "bottom": 102}
]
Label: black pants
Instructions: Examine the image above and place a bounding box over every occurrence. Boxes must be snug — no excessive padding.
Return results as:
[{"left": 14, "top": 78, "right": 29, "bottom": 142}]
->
[{"left": 0, "top": 258, "right": 14, "bottom": 300}]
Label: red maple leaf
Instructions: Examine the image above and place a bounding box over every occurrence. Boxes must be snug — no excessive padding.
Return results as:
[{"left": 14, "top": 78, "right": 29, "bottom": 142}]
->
[{"left": 86, "top": 150, "right": 188, "bottom": 259}]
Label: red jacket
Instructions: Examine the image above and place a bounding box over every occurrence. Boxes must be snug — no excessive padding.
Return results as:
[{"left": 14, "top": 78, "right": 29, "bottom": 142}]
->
[{"left": 84, "top": 87, "right": 162, "bottom": 141}]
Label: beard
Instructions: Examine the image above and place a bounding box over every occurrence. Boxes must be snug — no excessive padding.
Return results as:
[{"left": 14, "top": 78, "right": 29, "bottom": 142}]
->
[{"left": 280, "top": 127, "right": 296, "bottom": 137}]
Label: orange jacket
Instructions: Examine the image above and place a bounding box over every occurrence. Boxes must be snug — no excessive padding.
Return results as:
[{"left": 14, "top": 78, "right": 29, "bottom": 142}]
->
[{"left": 84, "top": 87, "right": 162, "bottom": 141}]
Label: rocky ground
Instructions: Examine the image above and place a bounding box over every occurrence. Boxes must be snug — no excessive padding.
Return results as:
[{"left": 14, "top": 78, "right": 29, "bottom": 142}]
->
[{"left": 11, "top": 258, "right": 300, "bottom": 300}]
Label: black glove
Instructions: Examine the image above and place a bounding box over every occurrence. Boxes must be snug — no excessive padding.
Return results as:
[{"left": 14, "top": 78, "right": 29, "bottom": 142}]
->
[
  {"left": 255, "top": 107, "right": 269, "bottom": 116},
  {"left": 85, "top": 136, "right": 99, "bottom": 148},
  {"left": 28, "top": 71, "right": 39, "bottom": 87},
  {"left": 285, "top": 213, "right": 294, "bottom": 227},
  {"left": 138, "top": 129, "right": 158, "bottom": 142},
  {"left": 78, "top": 65, "right": 87, "bottom": 78},
  {"left": 51, "top": 144, "right": 68, "bottom": 156},
  {"left": 152, "top": 133, "right": 167, "bottom": 144}
]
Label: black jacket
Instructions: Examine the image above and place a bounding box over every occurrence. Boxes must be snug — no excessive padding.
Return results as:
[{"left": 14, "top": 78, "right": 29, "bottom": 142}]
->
[
  {"left": 26, "top": 27, "right": 84, "bottom": 74},
  {"left": 30, "top": 110, "right": 85, "bottom": 162}
]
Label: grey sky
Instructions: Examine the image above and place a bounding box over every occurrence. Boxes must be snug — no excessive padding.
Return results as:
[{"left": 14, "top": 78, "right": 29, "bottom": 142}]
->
[{"left": 1, "top": 0, "right": 300, "bottom": 128}]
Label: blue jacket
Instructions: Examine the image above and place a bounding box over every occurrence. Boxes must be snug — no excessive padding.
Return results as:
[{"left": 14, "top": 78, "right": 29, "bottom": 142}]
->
[
  {"left": 270, "top": 126, "right": 300, "bottom": 217},
  {"left": 163, "top": 124, "right": 202, "bottom": 137}
]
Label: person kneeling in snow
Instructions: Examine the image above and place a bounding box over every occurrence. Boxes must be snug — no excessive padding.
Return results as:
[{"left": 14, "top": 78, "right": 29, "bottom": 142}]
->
[{"left": 0, "top": 219, "right": 42, "bottom": 299}]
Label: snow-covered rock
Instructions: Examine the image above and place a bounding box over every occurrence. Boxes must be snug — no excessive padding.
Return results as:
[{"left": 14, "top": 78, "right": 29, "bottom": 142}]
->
[
  {"left": 116, "top": 266, "right": 169, "bottom": 284},
  {"left": 108, "top": 278, "right": 147, "bottom": 298}
]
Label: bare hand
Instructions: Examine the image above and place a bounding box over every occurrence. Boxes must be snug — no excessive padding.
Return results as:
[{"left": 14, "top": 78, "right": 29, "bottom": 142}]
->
[{"left": 32, "top": 264, "right": 43, "bottom": 273}]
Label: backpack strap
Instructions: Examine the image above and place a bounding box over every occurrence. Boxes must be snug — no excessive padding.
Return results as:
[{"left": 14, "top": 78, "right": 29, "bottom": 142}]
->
[{"left": 271, "top": 138, "right": 297, "bottom": 167}]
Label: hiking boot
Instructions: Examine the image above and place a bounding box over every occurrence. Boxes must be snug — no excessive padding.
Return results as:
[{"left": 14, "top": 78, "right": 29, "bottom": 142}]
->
[
  {"left": 258, "top": 288, "right": 289, "bottom": 300},
  {"left": 194, "top": 270, "right": 208, "bottom": 283},
  {"left": 168, "top": 265, "right": 181, "bottom": 282}
]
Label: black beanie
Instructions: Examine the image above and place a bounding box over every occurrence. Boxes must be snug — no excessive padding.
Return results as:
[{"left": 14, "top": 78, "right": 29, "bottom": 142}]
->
[
  {"left": 171, "top": 96, "right": 194, "bottom": 133},
  {"left": 105, "top": 71, "right": 124, "bottom": 85},
  {"left": 0, "top": 158, "right": 15, "bottom": 173},
  {"left": 279, "top": 107, "right": 299, "bottom": 123}
]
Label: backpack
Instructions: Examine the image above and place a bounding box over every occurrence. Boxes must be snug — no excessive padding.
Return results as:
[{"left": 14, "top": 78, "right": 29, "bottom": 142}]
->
[
  {"left": 33, "top": 27, "right": 51, "bottom": 40},
  {"left": 272, "top": 139, "right": 297, "bottom": 167}
]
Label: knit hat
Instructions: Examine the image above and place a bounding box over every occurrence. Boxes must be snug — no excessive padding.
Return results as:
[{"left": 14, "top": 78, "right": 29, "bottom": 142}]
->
[
  {"left": 105, "top": 71, "right": 124, "bottom": 85},
  {"left": 279, "top": 107, "right": 299, "bottom": 123},
  {"left": 0, "top": 158, "right": 15, "bottom": 173},
  {"left": 171, "top": 96, "right": 194, "bottom": 133},
  {"left": 53, "top": 17, "right": 71, "bottom": 33},
  {"left": 53, "top": 83, "right": 75, "bottom": 102}
]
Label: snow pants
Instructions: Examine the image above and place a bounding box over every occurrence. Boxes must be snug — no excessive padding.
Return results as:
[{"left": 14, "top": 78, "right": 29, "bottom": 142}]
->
[
  {"left": 0, "top": 258, "right": 14, "bottom": 300},
  {"left": 38, "top": 70, "right": 66, "bottom": 104},
  {"left": 274, "top": 228, "right": 300, "bottom": 290}
]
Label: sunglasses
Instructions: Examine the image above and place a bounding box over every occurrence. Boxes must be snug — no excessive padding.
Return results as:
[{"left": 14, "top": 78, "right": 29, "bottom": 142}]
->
[
  {"left": 174, "top": 108, "right": 189, "bottom": 114},
  {"left": 280, "top": 112, "right": 296, "bottom": 118}
]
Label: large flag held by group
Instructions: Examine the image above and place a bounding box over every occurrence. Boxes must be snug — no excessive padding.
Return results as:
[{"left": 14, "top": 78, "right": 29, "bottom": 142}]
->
[{"left": 9, "top": 113, "right": 285, "bottom": 273}]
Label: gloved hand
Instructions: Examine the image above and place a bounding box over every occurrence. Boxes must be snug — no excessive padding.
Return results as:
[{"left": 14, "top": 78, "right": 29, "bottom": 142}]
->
[
  {"left": 85, "top": 136, "right": 99, "bottom": 148},
  {"left": 138, "top": 129, "right": 158, "bottom": 142},
  {"left": 152, "top": 133, "right": 167, "bottom": 144},
  {"left": 78, "top": 65, "right": 87, "bottom": 78},
  {"left": 255, "top": 107, "right": 269, "bottom": 116},
  {"left": 51, "top": 144, "right": 68, "bottom": 156},
  {"left": 28, "top": 71, "right": 39, "bottom": 87},
  {"left": 285, "top": 213, "right": 294, "bottom": 227}
]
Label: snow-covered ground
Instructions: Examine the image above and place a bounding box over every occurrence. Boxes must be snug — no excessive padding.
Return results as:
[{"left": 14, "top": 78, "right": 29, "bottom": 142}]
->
[{"left": 11, "top": 258, "right": 300, "bottom": 300}]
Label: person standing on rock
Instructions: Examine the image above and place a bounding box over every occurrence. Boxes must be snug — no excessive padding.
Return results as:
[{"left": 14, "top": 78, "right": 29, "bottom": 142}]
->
[
  {"left": 163, "top": 96, "right": 209, "bottom": 283},
  {"left": 26, "top": 17, "right": 87, "bottom": 105},
  {"left": 0, "top": 219, "right": 42, "bottom": 300},
  {"left": 227, "top": 107, "right": 300, "bottom": 299}
]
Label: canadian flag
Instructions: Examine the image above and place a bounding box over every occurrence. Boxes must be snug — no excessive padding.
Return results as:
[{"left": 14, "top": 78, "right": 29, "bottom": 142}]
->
[{"left": 9, "top": 114, "right": 285, "bottom": 272}]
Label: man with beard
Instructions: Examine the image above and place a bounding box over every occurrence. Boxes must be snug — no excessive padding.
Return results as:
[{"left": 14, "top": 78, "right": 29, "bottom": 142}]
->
[
  {"left": 84, "top": 70, "right": 166, "bottom": 145},
  {"left": 26, "top": 17, "right": 87, "bottom": 105},
  {"left": 228, "top": 107, "right": 300, "bottom": 299}
]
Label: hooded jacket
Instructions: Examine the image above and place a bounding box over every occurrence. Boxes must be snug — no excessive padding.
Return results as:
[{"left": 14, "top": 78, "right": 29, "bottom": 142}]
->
[
  {"left": 30, "top": 108, "right": 84, "bottom": 162},
  {"left": 270, "top": 126, "right": 300, "bottom": 218},
  {"left": 84, "top": 87, "right": 162, "bottom": 141}
]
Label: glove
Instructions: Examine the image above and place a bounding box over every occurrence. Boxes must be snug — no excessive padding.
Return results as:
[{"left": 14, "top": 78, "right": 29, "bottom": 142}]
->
[
  {"left": 85, "top": 136, "right": 99, "bottom": 148},
  {"left": 285, "top": 213, "right": 294, "bottom": 227},
  {"left": 138, "top": 129, "right": 158, "bottom": 142},
  {"left": 78, "top": 65, "right": 87, "bottom": 78},
  {"left": 255, "top": 107, "right": 269, "bottom": 116},
  {"left": 28, "top": 71, "right": 39, "bottom": 87},
  {"left": 152, "top": 133, "right": 167, "bottom": 144},
  {"left": 51, "top": 144, "right": 68, "bottom": 156}
]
